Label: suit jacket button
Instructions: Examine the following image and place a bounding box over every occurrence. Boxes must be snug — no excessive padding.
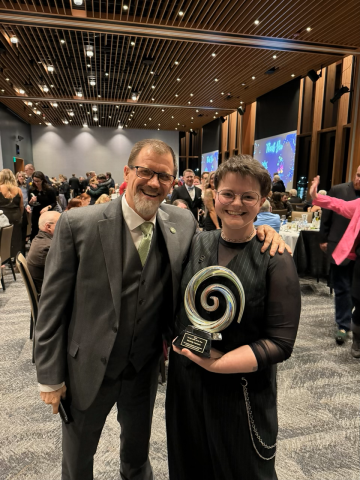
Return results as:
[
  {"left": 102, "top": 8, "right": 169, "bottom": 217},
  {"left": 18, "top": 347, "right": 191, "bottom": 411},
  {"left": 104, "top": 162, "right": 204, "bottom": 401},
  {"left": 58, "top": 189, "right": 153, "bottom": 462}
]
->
[
  {"left": 141, "top": 280, "right": 146, "bottom": 285},
  {"left": 101, "top": 356, "right": 107, "bottom": 365},
  {"left": 139, "top": 299, "right": 144, "bottom": 305},
  {"left": 112, "top": 326, "right": 118, "bottom": 333}
]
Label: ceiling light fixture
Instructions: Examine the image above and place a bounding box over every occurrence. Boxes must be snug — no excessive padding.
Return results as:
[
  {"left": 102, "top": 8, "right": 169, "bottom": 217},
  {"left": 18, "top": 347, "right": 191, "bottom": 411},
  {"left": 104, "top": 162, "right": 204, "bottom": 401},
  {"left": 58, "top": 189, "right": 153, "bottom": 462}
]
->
[
  {"left": 149, "top": 117, "right": 152, "bottom": 120},
  {"left": 178, "top": 11, "right": 184, "bottom": 16},
  {"left": 151, "top": 98, "right": 155, "bottom": 101},
  {"left": 94, "top": 116, "right": 98, "bottom": 121},
  {"left": 273, "top": 55, "right": 277, "bottom": 59},
  {"left": 83, "top": 123, "right": 88, "bottom": 127},
  {"left": 86, "top": 45, "right": 94, "bottom": 57},
  {"left": 11, "top": 36, "right": 19, "bottom": 44},
  {"left": 151, "top": 85, "right": 155, "bottom": 89},
  {"left": 211, "top": 53, "right": 216, "bottom": 57},
  {"left": 190, "top": 93, "right": 194, "bottom": 97},
  {"left": 188, "top": 101, "right": 191, "bottom": 104},
  {"left": 98, "top": 95, "right": 101, "bottom": 98},
  {"left": 252, "top": 76, "right": 256, "bottom": 80},
  {"left": 254, "top": 20, "right": 260, "bottom": 25},
  {"left": 19, "top": 89, "right": 25, "bottom": 94},
  {"left": 330, "top": 85, "right": 350, "bottom": 104},
  {"left": 105, "top": 72, "right": 109, "bottom": 77},
  {"left": 291, "top": 74, "right": 296, "bottom": 77},
  {"left": 63, "top": 120, "right": 69, "bottom": 124},
  {"left": 123, "top": 5, "right": 128, "bottom": 9},
  {"left": 174, "top": 61, "right": 179, "bottom": 65},
  {"left": 161, "top": 109, "right": 165, "bottom": 112},
  {"left": 73, "top": 0, "right": 83, "bottom": 5},
  {"left": 214, "top": 78, "right": 218, "bottom": 82},
  {"left": 237, "top": 106, "right": 245, "bottom": 116},
  {"left": 196, "top": 110, "right": 199, "bottom": 112},
  {"left": 50, "top": 84, "right": 54, "bottom": 88},
  {"left": 6, "top": 78, "right": 9, "bottom": 81},
  {"left": 27, "top": 102, "right": 33, "bottom": 106},
  {"left": 43, "top": 85, "right": 49, "bottom": 92},
  {"left": 171, "top": 116, "right": 174, "bottom": 118},
  {"left": 76, "top": 90, "right": 83, "bottom": 97},
  {"left": 144, "top": 123, "right": 147, "bottom": 126},
  {"left": 90, "top": 80, "right": 96, "bottom": 86},
  {"left": 69, "top": 111, "right": 74, "bottom": 116},
  {"left": 47, "top": 65, "right": 54, "bottom": 72},
  {"left": 177, "top": 78, "right": 181, "bottom": 81},
  {"left": 306, "top": 27, "right": 312, "bottom": 32},
  {"left": 87, "top": 64, "right": 91, "bottom": 68},
  {"left": 210, "top": 100, "right": 213, "bottom": 102},
  {"left": 119, "top": 124, "right": 124, "bottom": 129},
  {"left": 175, "top": 94, "right": 178, "bottom": 97},
  {"left": 307, "top": 69, "right": 322, "bottom": 83},
  {"left": 52, "top": 102, "right": 58, "bottom": 107},
  {"left": 92, "top": 105, "right": 98, "bottom": 111},
  {"left": 60, "top": 39, "right": 66, "bottom": 44},
  {"left": 131, "top": 41, "right": 135, "bottom": 46}
]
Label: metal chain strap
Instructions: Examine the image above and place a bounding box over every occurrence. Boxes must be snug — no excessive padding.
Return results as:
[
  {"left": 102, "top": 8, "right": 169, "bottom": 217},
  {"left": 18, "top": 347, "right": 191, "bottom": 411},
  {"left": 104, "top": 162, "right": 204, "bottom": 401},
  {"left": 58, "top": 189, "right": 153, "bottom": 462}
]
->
[{"left": 241, "top": 377, "right": 277, "bottom": 461}]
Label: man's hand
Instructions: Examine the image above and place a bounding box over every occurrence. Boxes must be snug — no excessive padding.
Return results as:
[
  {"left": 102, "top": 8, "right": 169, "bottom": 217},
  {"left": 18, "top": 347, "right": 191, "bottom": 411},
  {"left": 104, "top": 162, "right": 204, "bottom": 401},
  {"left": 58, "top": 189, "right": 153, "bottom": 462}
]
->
[
  {"left": 320, "top": 242, "right": 328, "bottom": 253},
  {"left": 256, "top": 225, "right": 291, "bottom": 256},
  {"left": 40, "top": 385, "right": 67, "bottom": 414}
]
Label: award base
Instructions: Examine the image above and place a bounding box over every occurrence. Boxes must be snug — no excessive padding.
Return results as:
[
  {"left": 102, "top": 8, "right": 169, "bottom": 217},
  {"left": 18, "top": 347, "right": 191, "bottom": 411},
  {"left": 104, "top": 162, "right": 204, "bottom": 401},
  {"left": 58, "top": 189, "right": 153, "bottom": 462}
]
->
[{"left": 173, "top": 326, "right": 222, "bottom": 358}]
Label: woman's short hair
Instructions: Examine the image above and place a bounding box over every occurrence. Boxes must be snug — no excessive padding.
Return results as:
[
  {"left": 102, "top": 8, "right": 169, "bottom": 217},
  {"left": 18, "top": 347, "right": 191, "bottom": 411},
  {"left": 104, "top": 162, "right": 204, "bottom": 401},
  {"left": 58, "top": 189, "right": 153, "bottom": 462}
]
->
[
  {"left": 319, "top": 189, "right": 327, "bottom": 195},
  {"left": 66, "top": 199, "right": 82, "bottom": 210},
  {"left": 172, "top": 199, "right": 189, "bottom": 209},
  {"left": 214, "top": 155, "right": 271, "bottom": 197},
  {"left": 95, "top": 194, "right": 111, "bottom": 204},
  {"left": 0, "top": 168, "right": 17, "bottom": 187}
]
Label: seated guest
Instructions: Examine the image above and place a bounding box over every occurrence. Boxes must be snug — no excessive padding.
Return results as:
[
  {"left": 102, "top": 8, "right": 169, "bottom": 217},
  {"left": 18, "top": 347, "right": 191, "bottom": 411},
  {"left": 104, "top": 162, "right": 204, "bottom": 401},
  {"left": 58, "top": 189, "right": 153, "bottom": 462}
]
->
[
  {"left": 280, "top": 192, "right": 292, "bottom": 217},
  {"left": 309, "top": 190, "right": 326, "bottom": 213},
  {"left": 272, "top": 174, "right": 285, "bottom": 193},
  {"left": 254, "top": 199, "right": 281, "bottom": 232},
  {"left": 270, "top": 192, "right": 287, "bottom": 211},
  {"left": 27, "top": 211, "right": 61, "bottom": 293},
  {"left": 288, "top": 189, "right": 303, "bottom": 204},
  {"left": 87, "top": 173, "right": 110, "bottom": 203},
  {"left": 172, "top": 199, "right": 189, "bottom": 210},
  {"left": 95, "top": 194, "right": 111, "bottom": 204},
  {"left": 77, "top": 193, "right": 91, "bottom": 206},
  {"left": 66, "top": 199, "right": 82, "bottom": 210}
]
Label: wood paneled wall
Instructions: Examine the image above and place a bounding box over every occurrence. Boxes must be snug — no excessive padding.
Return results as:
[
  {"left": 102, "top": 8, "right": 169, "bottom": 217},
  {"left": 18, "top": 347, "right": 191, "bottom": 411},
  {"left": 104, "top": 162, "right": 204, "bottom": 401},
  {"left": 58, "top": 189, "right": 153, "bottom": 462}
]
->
[
  {"left": 241, "top": 102, "right": 257, "bottom": 155},
  {"left": 347, "top": 57, "right": 360, "bottom": 181}
]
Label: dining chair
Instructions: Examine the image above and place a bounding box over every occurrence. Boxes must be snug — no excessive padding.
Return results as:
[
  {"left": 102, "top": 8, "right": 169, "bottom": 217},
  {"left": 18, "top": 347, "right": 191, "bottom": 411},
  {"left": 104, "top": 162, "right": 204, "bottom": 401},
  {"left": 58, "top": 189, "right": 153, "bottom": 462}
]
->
[
  {"left": 16, "top": 252, "right": 39, "bottom": 364},
  {"left": 0, "top": 224, "right": 15, "bottom": 291},
  {"left": 291, "top": 211, "right": 313, "bottom": 223},
  {"left": 272, "top": 208, "right": 288, "bottom": 218}
]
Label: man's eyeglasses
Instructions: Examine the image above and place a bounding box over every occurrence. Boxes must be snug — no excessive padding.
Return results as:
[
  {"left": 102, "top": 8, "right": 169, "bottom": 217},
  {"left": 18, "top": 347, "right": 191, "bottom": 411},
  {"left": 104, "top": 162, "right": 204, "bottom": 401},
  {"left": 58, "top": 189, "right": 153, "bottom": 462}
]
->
[
  {"left": 128, "top": 166, "right": 175, "bottom": 185},
  {"left": 216, "top": 190, "right": 260, "bottom": 206}
]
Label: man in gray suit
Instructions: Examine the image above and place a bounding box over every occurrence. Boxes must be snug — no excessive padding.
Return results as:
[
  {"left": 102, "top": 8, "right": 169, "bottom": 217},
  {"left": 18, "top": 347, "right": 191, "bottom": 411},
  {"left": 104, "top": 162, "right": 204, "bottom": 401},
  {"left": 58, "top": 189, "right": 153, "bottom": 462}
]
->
[{"left": 35, "top": 139, "right": 284, "bottom": 480}]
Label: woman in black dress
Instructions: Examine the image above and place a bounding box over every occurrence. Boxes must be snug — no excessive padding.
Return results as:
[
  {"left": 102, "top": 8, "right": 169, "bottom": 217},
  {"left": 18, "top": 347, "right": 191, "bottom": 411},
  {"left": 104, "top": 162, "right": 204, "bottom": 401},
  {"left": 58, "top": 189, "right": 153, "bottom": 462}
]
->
[
  {"left": 27, "top": 171, "right": 57, "bottom": 240},
  {"left": 166, "top": 155, "right": 301, "bottom": 480}
]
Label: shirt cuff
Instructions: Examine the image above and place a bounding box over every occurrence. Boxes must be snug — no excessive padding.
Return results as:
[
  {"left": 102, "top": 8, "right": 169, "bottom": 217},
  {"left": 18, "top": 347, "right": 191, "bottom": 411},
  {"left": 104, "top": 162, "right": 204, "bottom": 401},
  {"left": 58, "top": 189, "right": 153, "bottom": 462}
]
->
[{"left": 38, "top": 382, "right": 65, "bottom": 392}]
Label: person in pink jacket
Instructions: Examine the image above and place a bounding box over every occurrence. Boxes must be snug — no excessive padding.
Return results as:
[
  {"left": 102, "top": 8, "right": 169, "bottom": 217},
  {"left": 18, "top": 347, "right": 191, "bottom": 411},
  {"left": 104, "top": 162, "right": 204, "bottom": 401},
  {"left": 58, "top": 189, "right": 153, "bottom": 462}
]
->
[{"left": 310, "top": 175, "right": 360, "bottom": 358}]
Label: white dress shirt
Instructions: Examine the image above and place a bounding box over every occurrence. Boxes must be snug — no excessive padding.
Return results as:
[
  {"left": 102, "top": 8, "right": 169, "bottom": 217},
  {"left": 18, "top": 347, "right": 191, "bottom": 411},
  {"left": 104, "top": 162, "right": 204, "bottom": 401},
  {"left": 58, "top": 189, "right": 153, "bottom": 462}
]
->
[
  {"left": 185, "top": 184, "right": 195, "bottom": 201},
  {"left": 38, "top": 196, "right": 156, "bottom": 392}
]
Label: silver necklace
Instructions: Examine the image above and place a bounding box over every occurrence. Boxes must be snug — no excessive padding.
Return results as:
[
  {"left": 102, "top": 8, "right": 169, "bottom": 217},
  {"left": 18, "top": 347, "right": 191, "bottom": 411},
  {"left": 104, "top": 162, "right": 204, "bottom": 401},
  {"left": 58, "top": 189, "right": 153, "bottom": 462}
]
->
[{"left": 221, "top": 228, "right": 256, "bottom": 243}]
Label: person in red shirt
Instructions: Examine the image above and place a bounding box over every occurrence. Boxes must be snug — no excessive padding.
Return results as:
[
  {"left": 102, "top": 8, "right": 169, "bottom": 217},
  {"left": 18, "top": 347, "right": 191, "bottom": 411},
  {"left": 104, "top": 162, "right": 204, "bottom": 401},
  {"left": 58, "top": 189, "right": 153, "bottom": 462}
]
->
[{"left": 119, "top": 181, "right": 127, "bottom": 195}]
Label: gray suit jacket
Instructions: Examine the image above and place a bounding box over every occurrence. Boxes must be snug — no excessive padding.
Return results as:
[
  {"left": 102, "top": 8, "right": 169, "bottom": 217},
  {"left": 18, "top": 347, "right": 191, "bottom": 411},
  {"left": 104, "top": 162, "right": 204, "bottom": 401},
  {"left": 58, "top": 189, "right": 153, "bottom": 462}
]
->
[{"left": 35, "top": 197, "right": 197, "bottom": 410}]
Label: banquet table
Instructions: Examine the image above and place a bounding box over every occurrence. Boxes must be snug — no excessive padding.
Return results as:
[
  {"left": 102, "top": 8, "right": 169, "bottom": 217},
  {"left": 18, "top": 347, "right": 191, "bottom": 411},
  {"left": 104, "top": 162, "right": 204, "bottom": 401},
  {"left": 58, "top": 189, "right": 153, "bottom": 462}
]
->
[{"left": 280, "top": 228, "right": 330, "bottom": 279}]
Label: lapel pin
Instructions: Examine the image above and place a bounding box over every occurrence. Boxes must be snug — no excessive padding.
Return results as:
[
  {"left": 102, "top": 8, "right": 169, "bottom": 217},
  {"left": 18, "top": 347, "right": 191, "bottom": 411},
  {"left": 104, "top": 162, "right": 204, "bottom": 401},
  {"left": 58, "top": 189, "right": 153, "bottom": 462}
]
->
[
  {"left": 170, "top": 227, "right": 176, "bottom": 234},
  {"left": 198, "top": 255, "right": 205, "bottom": 264}
]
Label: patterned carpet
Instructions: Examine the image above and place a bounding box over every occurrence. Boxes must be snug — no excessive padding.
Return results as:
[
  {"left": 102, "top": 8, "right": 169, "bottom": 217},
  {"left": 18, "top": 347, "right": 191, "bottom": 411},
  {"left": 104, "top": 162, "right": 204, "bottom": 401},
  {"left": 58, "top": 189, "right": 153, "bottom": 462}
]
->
[{"left": 0, "top": 271, "right": 359, "bottom": 480}]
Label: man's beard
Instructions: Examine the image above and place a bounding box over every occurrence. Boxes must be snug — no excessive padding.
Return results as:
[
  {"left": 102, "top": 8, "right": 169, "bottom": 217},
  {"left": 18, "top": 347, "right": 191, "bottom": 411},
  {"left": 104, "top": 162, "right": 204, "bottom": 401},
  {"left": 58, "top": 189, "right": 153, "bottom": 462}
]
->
[{"left": 133, "top": 189, "right": 161, "bottom": 218}]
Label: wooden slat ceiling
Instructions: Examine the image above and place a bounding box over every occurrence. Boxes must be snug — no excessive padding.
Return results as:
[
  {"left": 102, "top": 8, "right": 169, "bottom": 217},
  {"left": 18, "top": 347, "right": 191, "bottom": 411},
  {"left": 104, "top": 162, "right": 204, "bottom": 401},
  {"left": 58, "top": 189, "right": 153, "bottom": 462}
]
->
[{"left": 0, "top": 0, "right": 359, "bottom": 131}]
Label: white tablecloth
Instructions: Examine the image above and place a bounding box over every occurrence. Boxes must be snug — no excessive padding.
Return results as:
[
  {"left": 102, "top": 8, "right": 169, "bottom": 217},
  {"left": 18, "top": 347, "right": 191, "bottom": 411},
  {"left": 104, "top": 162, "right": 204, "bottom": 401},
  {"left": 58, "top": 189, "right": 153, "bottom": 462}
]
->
[{"left": 279, "top": 229, "right": 300, "bottom": 252}]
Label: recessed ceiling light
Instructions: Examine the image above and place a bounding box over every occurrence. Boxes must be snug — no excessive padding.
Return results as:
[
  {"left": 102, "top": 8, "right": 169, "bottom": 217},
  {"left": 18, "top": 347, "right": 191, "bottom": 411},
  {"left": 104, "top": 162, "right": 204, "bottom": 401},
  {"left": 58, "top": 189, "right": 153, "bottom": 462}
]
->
[
  {"left": 43, "top": 86, "right": 49, "bottom": 92},
  {"left": 211, "top": 53, "right": 216, "bottom": 57},
  {"left": 119, "top": 124, "right": 124, "bottom": 129},
  {"left": 87, "top": 111, "right": 90, "bottom": 114},
  {"left": 178, "top": 11, "right": 184, "bottom": 16},
  {"left": 86, "top": 45, "right": 94, "bottom": 57},
  {"left": 254, "top": 20, "right": 260, "bottom": 25},
  {"left": 116, "top": 106, "right": 119, "bottom": 108},
  {"left": 27, "top": 102, "right": 33, "bottom": 106},
  {"left": 109, "top": 116, "right": 111, "bottom": 118},
  {"left": 60, "top": 39, "right": 66, "bottom": 44},
  {"left": 131, "top": 41, "right": 135, "bottom": 46},
  {"left": 191, "top": 117, "right": 194, "bottom": 119},
  {"left": 175, "top": 128, "right": 178, "bottom": 130},
  {"left": 273, "top": 55, "right": 277, "bottom": 59},
  {"left": 76, "top": 90, "right": 83, "bottom": 97},
  {"left": 144, "top": 123, "right": 147, "bottom": 126},
  {"left": 94, "top": 116, "right": 98, "bottom": 121},
  {"left": 87, "top": 64, "right": 91, "bottom": 68},
  {"left": 158, "top": 123, "right": 161, "bottom": 126},
  {"left": 214, "top": 78, "right": 218, "bottom": 82},
  {"left": 80, "top": 104, "right": 83, "bottom": 106},
  {"left": 157, "top": 128, "right": 160, "bottom": 131},
  {"left": 92, "top": 106, "right": 98, "bottom": 111},
  {"left": 149, "top": 117, "right": 152, "bottom": 120},
  {"left": 190, "top": 129, "right": 193, "bottom": 132},
  {"left": 242, "top": 83, "right": 246, "bottom": 86},
  {"left": 19, "top": 89, "right": 25, "bottom": 94},
  {"left": 210, "top": 100, "right": 213, "bottom": 103},
  {"left": 69, "top": 111, "right": 74, "bottom": 116},
  {"left": 213, "top": 116, "right": 216, "bottom": 118},
  {"left": 99, "top": 125, "right": 101, "bottom": 127},
  {"left": 171, "top": 116, "right": 174, "bottom": 118},
  {"left": 52, "top": 102, "right": 58, "bottom": 107},
  {"left": 11, "top": 36, "right": 19, "bottom": 44},
  {"left": 306, "top": 27, "right": 312, "bottom": 32},
  {"left": 177, "top": 78, "right": 181, "bottom": 81},
  {"left": 123, "top": 5, "right": 128, "bottom": 9},
  {"left": 50, "top": 84, "right": 54, "bottom": 88},
  {"left": 83, "top": 123, "right": 88, "bottom": 127},
  {"left": 190, "top": 93, "right": 194, "bottom": 97},
  {"left": 28, "top": 113, "right": 32, "bottom": 116},
  {"left": 161, "top": 109, "right": 165, "bottom": 112},
  {"left": 6, "top": 78, "right": 9, "bottom": 81},
  {"left": 125, "top": 125, "right": 128, "bottom": 127},
  {"left": 128, "top": 85, "right": 132, "bottom": 89},
  {"left": 252, "top": 76, "right": 256, "bottom": 80},
  {"left": 221, "top": 92, "right": 224, "bottom": 95},
  {"left": 175, "top": 94, "right": 178, "bottom": 97},
  {"left": 47, "top": 65, "right": 54, "bottom": 72},
  {"left": 39, "top": 123, "right": 42, "bottom": 125},
  {"left": 188, "top": 101, "right": 191, "bottom": 104},
  {"left": 150, "top": 71, "right": 154, "bottom": 74},
  {"left": 215, "top": 112, "right": 218, "bottom": 114},
  {"left": 105, "top": 72, "right": 109, "bottom": 76},
  {"left": 151, "top": 85, "right": 155, "bottom": 89},
  {"left": 64, "top": 120, "right": 69, "bottom": 124},
  {"left": 98, "top": 95, "right": 101, "bottom": 98},
  {"left": 174, "top": 61, "right": 179, "bottom": 65},
  {"left": 240, "top": 101, "right": 244, "bottom": 104},
  {"left": 196, "top": 110, "right": 199, "bottom": 112},
  {"left": 291, "top": 74, "right": 295, "bottom": 77},
  {"left": 178, "top": 123, "right": 180, "bottom": 125},
  {"left": 151, "top": 98, "right": 155, "bottom": 101}
]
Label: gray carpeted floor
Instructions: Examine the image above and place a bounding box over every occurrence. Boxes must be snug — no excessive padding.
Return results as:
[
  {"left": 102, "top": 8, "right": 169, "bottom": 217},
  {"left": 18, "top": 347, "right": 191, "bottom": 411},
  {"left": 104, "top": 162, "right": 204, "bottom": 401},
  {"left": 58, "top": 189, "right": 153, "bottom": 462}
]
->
[{"left": 0, "top": 271, "right": 359, "bottom": 480}]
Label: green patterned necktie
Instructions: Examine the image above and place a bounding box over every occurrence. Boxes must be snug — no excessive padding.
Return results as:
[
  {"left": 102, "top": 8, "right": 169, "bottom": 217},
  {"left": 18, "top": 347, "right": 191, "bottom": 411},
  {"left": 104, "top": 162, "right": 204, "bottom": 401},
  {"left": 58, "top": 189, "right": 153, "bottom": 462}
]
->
[{"left": 138, "top": 222, "right": 154, "bottom": 266}]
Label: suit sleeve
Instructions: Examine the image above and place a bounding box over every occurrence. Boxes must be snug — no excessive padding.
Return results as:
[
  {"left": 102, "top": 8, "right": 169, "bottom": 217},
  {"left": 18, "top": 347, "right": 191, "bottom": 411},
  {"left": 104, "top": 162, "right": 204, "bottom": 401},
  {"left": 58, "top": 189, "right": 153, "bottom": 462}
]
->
[
  {"left": 35, "top": 213, "right": 78, "bottom": 385},
  {"left": 170, "top": 188, "right": 179, "bottom": 203}
]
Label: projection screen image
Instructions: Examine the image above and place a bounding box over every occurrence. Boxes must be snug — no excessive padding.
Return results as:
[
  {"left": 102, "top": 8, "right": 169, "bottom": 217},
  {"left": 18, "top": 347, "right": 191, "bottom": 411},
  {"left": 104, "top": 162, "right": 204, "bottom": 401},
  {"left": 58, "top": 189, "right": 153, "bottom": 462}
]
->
[
  {"left": 254, "top": 131, "right": 297, "bottom": 190},
  {"left": 201, "top": 150, "right": 219, "bottom": 174}
]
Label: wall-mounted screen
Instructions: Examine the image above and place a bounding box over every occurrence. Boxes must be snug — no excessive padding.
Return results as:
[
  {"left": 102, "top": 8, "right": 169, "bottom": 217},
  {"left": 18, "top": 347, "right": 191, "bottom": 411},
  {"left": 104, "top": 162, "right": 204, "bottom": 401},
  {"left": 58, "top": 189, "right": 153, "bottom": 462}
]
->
[
  {"left": 201, "top": 150, "right": 219, "bottom": 174},
  {"left": 254, "top": 131, "right": 297, "bottom": 190}
]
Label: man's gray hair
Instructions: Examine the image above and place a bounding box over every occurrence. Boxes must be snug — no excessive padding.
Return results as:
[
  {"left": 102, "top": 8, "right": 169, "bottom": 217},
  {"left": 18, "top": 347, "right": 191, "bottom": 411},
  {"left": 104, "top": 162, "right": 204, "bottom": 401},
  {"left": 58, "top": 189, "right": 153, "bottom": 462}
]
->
[
  {"left": 128, "top": 139, "right": 177, "bottom": 176},
  {"left": 273, "top": 174, "right": 281, "bottom": 182},
  {"left": 289, "top": 189, "right": 297, "bottom": 196},
  {"left": 260, "top": 199, "right": 271, "bottom": 212},
  {"left": 38, "top": 211, "right": 61, "bottom": 230}
]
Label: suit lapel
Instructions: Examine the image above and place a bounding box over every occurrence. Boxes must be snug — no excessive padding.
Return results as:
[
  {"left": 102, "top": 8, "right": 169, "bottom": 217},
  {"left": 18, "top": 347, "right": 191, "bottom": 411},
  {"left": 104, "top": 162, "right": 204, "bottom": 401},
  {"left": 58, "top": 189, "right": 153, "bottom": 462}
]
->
[
  {"left": 157, "top": 207, "right": 181, "bottom": 313},
  {"left": 98, "top": 198, "right": 123, "bottom": 320}
]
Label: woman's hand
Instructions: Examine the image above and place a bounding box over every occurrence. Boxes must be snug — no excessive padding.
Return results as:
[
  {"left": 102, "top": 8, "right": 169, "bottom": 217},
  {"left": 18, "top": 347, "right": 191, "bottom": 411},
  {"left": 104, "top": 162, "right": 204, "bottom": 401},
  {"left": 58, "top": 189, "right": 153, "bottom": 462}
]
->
[
  {"left": 172, "top": 343, "right": 224, "bottom": 373},
  {"left": 310, "top": 175, "right": 320, "bottom": 199},
  {"left": 29, "top": 196, "right": 37, "bottom": 205},
  {"left": 40, "top": 206, "right": 50, "bottom": 215},
  {"left": 256, "top": 225, "right": 291, "bottom": 256},
  {"left": 26, "top": 205, "right": 31, "bottom": 213}
]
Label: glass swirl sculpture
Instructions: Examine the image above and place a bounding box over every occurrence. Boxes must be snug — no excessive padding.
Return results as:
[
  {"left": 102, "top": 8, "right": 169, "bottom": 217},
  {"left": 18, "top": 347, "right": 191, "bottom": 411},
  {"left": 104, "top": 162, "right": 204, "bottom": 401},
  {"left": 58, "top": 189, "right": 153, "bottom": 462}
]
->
[{"left": 185, "top": 266, "right": 245, "bottom": 333}]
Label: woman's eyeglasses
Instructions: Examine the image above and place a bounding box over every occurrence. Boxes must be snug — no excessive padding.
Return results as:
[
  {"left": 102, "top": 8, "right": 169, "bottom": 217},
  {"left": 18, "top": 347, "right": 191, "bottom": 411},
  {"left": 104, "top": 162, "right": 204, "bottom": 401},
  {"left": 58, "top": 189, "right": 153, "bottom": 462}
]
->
[{"left": 216, "top": 190, "right": 260, "bottom": 206}]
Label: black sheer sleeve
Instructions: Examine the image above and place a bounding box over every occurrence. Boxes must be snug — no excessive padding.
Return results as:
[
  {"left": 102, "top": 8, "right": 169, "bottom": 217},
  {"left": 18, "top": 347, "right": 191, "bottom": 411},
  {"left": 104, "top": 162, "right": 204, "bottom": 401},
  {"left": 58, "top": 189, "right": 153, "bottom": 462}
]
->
[{"left": 249, "top": 251, "right": 301, "bottom": 371}]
